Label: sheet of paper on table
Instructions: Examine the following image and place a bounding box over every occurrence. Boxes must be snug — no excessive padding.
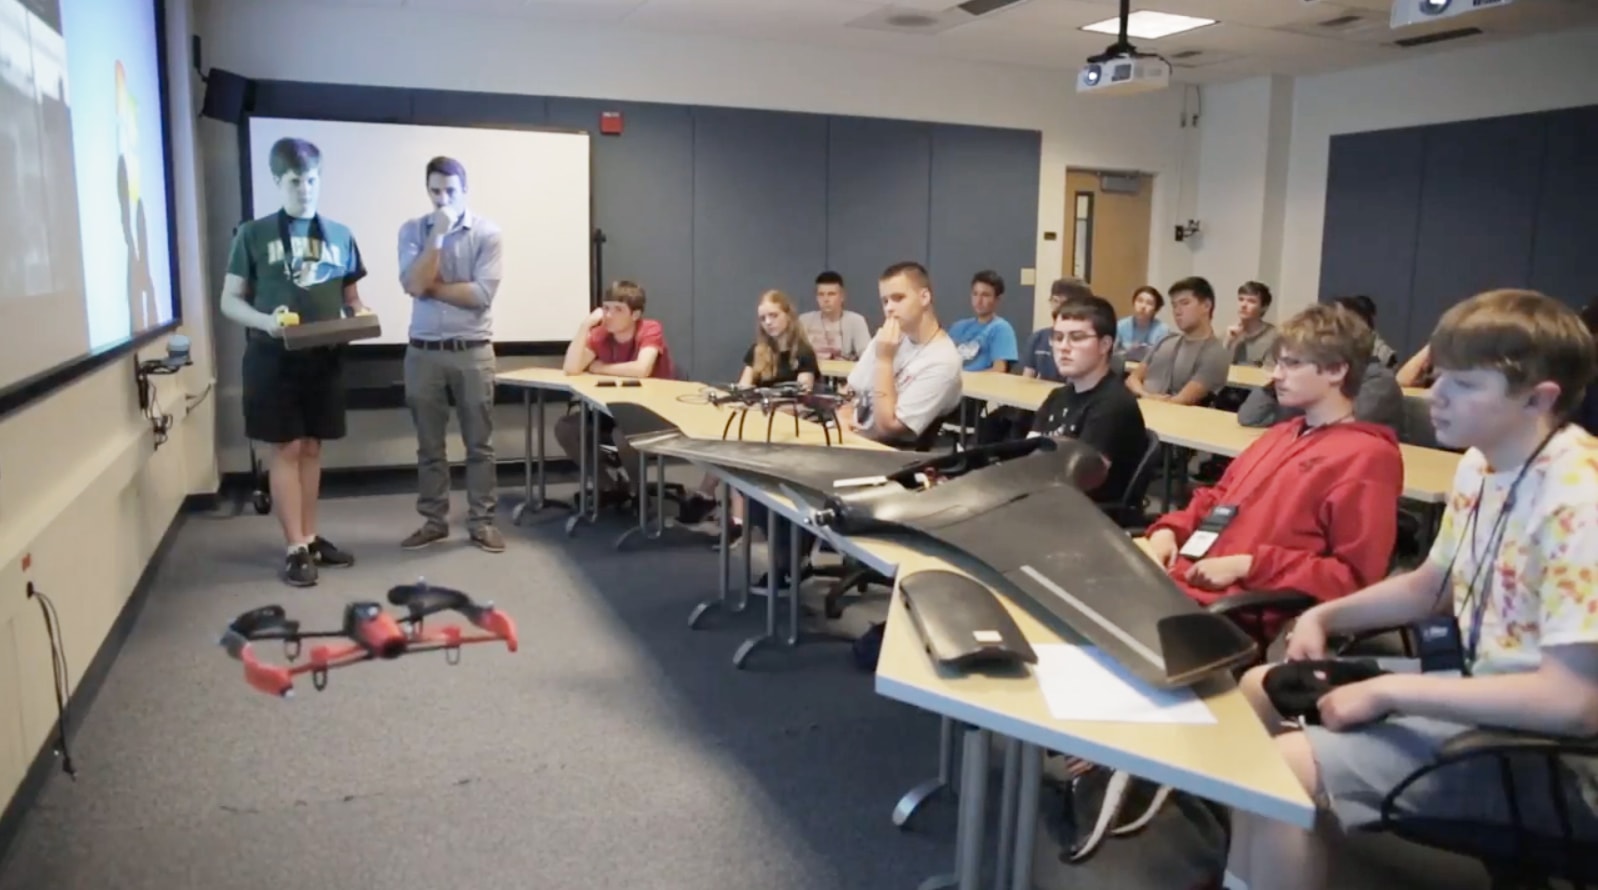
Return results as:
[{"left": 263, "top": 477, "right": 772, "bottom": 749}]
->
[{"left": 1033, "top": 643, "right": 1217, "bottom": 725}]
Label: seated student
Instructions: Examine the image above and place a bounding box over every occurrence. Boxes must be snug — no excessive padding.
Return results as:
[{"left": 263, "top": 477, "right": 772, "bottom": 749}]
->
[
  {"left": 949, "top": 269, "right": 1019, "bottom": 372},
  {"left": 1335, "top": 294, "right": 1397, "bottom": 368},
  {"left": 1021, "top": 277, "right": 1096, "bottom": 383},
  {"left": 554, "top": 280, "right": 675, "bottom": 498},
  {"left": 975, "top": 276, "right": 1095, "bottom": 444},
  {"left": 1141, "top": 303, "right": 1404, "bottom": 637},
  {"left": 1125, "top": 276, "right": 1231, "bottom": 406},
  {"left": 1236, "top": 308, "right": 1405, "bottom": 433},
  {"left": 1225, "top": 281, "right": 1281, "bottom": 367},
  {"left": 1028, "top": 296, "right": 1148, "bottom": 504},
  {"left": 747, "top": 261, "right": 963, "bottom": 584},
  {"left": 1115, "top": 286, "right": 1170, "bottom": 362},
  {"left": 1217, "top": 289, "right": 1598, "bottom": 890},
  {"left": 799, "top": 270, "right": 872, "bottom": 361},
  {"left": 677, "top": 289, "right": 819, "bottom": 524}
]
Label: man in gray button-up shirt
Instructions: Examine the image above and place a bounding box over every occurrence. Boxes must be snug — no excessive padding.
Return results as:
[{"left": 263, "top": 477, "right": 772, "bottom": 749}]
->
[{"left": 396, "top": 156, "right": 505, "bottom": 553}]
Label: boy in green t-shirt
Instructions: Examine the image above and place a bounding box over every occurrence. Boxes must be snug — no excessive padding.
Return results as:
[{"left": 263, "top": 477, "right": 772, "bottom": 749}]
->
[
  {"left": 219, "top": 137, "right": 369, "bottom": 587},
  {"left": 1218, "top": 289, "right": 1598, "bottom": 890}
]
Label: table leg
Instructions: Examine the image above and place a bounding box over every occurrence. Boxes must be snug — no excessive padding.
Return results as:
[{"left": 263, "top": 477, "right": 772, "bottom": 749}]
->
[
  {"left": 893, "top": 716, "right": 957, "bottom": 828},
  {"left": 783, "top": 519, "right": 802, "bottom": 646},
  {"left": 563, "top": 402, "right": 590, "bottom": 537},
  {"left": 733, "top": 508, "right": 781, "bottom": 668},
  {"left": 687, "top": 480, "right": 732, "bottom": 629},
  {"left": 995, "top": 737, "right": 1021, "bottom": 885},
  {"left": 1009, "top": 743, "right": 1042, "bottom": 890},
  {"left": 514, "top": 388, "right": 565, "bottom": 526},
  {"left": 918, "top": 726, "right": 991, "bottom": 890}
]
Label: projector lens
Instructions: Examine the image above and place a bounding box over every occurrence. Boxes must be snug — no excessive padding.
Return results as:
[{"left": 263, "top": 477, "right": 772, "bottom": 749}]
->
[
  {"left": 1419, "top": 0, "right": 1450, "bottom": 13},
  {"left": 1082, "top": 64, "right": 1102, "bottom": 86}
]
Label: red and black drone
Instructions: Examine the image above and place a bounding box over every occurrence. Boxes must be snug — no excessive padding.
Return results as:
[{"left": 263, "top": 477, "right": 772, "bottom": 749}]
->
[{"left": 220, "top": 581, "right": 518, "bottom": 697}]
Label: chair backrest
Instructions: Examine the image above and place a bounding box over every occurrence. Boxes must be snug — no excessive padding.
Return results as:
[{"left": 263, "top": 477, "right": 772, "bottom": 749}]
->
[
  {"left": 1116, "top": 428, "right": 1163, "bottom": 511},
  {"left": 912, "top": 407, "right": 964, "bottom": 452}
]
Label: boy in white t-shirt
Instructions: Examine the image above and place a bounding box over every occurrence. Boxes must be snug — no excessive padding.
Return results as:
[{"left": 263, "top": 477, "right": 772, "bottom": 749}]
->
[{"left": 1219, "top": 289, "right": 1598, "bottom": 890}]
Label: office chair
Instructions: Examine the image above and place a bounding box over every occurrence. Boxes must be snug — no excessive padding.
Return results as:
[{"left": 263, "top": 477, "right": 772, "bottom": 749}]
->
[
  {"left": 1099, "top": 428, "right": 1163, "bottom": 531},
  {"left": 1370, "top": 722, "right": 1598, "bottom": 890}
]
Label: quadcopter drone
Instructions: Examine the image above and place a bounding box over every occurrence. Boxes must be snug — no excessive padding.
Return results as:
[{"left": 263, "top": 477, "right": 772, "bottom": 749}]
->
[
  {"left": 219, "top": 581, "right": 518, "bottom": 697},
  {"left": 690, "top": 382, "right": 852, "bottom": 444}
]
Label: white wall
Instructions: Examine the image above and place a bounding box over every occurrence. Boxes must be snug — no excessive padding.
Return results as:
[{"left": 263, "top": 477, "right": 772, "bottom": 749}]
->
[
  {"left": 1276, "top": 26, "right": 1598, "bottom": 322},
  {"left": 0, "top": 0, "right": 217, "bottom": 820},
  {"left": 195, "top": 0, "right": 1200, "bottom": 472},
  {"left": 1187, "top": 75, "right": 1294, "bottom": 333}
]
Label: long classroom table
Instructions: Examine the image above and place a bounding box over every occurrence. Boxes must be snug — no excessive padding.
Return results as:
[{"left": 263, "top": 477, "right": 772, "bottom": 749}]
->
[
  {"left": 494, "top": 363, "right": 1315, "bottom": 890},
  {"left": 821, "top": 359, "right": 1459, "bottom": 508}
]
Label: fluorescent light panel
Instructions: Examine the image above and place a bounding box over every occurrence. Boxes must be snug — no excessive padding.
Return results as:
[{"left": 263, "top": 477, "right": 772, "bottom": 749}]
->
[{"left": 1081, "top": 10, "right": 1216, "bottom": 39}]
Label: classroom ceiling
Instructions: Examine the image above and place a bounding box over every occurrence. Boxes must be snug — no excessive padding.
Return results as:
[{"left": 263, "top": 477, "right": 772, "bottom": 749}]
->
[{"left": 297, "top": 0, "right": 1598, "bottom": 83}]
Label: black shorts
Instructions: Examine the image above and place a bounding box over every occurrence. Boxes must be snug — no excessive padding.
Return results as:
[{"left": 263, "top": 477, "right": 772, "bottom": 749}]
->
[{"left": 242, "top": 338, "right": 347, "bottom": 443}]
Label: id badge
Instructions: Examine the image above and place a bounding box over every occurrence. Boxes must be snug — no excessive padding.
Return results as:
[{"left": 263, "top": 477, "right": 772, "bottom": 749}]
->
[
  {"left": 1413, "top": 615, "right": 1466, "bottom": 676},
  {"left": 1180, "top": 505, "right": 1237, "bottom": 559}
]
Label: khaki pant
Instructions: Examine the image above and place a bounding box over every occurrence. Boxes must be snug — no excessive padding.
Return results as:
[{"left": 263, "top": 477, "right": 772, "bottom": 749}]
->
[
  {"left": 404, "top": 344, "right": 497, "bottom": 530},
  {"left": 553, "top": 412, "right": 642, "bottom": 493}
]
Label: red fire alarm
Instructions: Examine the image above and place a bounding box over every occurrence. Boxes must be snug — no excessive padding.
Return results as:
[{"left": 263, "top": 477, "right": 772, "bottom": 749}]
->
[{"left": 599, "top": 111, "right": 624, "bottom": 136}]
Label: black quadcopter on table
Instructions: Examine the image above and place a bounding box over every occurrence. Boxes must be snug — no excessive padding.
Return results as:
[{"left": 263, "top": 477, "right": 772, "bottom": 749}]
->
[
  {"left": 220, "top": 580, "right": 519, "bottom": 697},
  {"left": 680, "top": 381, "right": 852, "bottom": 444}
]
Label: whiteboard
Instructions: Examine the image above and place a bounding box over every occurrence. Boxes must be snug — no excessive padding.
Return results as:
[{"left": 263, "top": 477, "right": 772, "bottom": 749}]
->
[{"left": 244, "top": 117, "right": 592, "bottom": 345}]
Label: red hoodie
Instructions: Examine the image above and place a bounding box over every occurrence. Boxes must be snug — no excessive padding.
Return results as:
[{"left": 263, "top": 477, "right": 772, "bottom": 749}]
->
[{"left": 1146, "top": 417, "right": 1403, "bottom": 639}]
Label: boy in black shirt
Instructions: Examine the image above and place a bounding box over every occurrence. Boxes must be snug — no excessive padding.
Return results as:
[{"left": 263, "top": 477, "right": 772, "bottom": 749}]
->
[{"left": 1030, "top": 296, "right": 1148, "bottom": 503}]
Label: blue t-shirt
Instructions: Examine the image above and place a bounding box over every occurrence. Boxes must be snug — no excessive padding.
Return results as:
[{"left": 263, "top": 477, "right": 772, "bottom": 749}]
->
[
  {"left": 1115, "top": 316, "right": 1169, "bottom": 360},
  {"left": 1021, "top": 327, "right": 1064, "bottom": 382},
  {"left": 948, "top": 316, "right": 1019, "bottom": 372}
]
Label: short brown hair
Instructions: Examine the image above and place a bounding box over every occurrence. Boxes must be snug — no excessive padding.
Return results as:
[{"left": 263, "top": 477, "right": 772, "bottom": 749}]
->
[
  {"left": 1050, "top": 277, "right": 1094, "bottom": 303},
  {"left": 1275, "top": 304, "right": 1374, "bottom": 397},
  {"left": 425, "top": 156, "right": 468, "bottom": 189},
  {"left": 1053, "top": 296, "right": 1117, "bottom": 340},
  {"left": 880, "top": 261, "right": 931, "bottom": 292},
  {"left": 603, "top": 280, "right": 647, "bottom": 314},
  {"left": 268, "top": 137, "right": 320, "bottom": 178},
  {"left": 1429, "top": 289, "right": 1597, "bottom": 416}
]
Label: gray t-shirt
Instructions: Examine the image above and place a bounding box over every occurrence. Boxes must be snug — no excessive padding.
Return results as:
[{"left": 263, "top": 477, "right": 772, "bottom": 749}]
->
[
  {"left": 1229, "top": 322, "right": 1280, "bottom": 367},
  {"left": 800, "top": 310, "right": 872, "bottom": 361},
  {"left": 1236, "top": 357, "right": 1405, "bottom": 433},
  {"left": 1141, "top": 332, "right": 1230, "bottom": 399},
  {"left": 846, "top": 332, "right": 964, "bottom": 443}
]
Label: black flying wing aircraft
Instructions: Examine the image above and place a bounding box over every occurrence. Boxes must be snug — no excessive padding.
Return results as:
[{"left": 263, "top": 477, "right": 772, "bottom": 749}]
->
[{"left": 607, "top": 402, "right": 1257, "bottom": 689}]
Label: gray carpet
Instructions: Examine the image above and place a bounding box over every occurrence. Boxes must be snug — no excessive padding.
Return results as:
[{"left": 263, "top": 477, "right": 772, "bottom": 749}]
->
[{"left": 0, "top": 486, "right": 1488, "bottom": 890}]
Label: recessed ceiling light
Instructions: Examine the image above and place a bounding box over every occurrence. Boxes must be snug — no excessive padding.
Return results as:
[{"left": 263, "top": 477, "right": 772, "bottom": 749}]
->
[{"left": 1081, "top": 10, "right": 1216, "bottom": 39}]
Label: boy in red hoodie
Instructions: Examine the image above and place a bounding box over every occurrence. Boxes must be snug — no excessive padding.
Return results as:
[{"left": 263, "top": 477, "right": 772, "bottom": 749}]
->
[{"left": 1142, "top": 303, "right": 1404, "bottom": 639}]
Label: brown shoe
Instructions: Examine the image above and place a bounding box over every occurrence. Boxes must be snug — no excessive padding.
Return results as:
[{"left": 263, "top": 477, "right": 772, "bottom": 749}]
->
[
  {"left": 470, "top": 525, "right": 506, "bottom": 553},
  {"left": 401, "top": 523, "right": 449, "bottom": 550}
]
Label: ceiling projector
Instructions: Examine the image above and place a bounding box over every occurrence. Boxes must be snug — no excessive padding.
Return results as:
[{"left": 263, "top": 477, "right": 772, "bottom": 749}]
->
[
  {"left": 1077, "top": 52, "right": 1171, "bottom": 96},
  {"left": 1391, "top": 0, "right": 1513, "bottom": 28}
]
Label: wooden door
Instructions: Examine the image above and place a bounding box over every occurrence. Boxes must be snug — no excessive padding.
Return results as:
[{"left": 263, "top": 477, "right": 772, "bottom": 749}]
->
[{"left": 1064, "top": 169, "right": 1153, "bottom": 318}]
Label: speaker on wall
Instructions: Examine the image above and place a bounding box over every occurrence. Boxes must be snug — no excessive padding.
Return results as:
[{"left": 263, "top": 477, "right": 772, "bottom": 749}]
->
[{"left": 201, "top": 68, "right": 255, "bottom": 124}]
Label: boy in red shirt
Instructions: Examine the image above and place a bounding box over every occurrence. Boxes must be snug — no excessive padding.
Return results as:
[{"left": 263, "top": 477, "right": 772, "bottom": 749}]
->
[
  {"left": 555, "top": 280, "right": 675, "bottom": 497},
  {"left": 1143, "top": 303, "right": 1404, "bottom": 638}
]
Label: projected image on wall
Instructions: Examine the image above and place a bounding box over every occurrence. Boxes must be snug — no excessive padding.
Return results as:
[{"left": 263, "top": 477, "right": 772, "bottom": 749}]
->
[
  {"left": 0, "top": 0, "right": 85, "bottom": 303},
  {"left": 64, "top": 0, "right": 173, "bottom": 351}
]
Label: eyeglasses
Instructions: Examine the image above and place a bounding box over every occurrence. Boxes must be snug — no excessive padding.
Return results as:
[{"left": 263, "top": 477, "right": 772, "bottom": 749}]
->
[{"left": 1050, "top": 330, "right": 1101, "bottom": 344}]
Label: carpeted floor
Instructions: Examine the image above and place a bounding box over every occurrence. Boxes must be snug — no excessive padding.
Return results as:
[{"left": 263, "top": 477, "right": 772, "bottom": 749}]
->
[{"left": 0, "top": 482, "right": 1488, "bottom": 890}]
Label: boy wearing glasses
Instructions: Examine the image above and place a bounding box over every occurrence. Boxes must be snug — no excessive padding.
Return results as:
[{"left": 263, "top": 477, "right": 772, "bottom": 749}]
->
[
  {"left": 1028, "top": 296, "right": 1147, "bottom": 503},
  {"left": 1141, "top": 304, "right": 1403, "bottom": 630}
]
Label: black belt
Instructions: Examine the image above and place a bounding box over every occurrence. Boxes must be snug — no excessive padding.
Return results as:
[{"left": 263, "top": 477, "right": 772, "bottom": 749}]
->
[{"left": 410, "top": 338, "right": 489, "bottom": 351}]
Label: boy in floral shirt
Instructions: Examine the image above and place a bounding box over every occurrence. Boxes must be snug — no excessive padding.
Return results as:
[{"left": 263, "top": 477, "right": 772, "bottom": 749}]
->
[{"left": 1219, "top": 289, "right": 1598, "bottom": 890}]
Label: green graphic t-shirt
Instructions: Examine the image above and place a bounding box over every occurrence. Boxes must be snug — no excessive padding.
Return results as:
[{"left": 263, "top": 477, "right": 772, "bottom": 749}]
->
[{"left": 226, "top": 211, "right": 366, "bottom": 325}]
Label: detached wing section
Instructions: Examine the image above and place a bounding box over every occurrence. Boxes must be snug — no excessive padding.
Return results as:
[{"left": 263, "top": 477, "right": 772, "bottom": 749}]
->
[{"left": 814, "top": 444, "right": 1258, "bottom": 689}]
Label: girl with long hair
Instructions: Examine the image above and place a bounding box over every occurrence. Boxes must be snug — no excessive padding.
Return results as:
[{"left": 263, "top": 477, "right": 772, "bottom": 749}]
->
[{"left": 677, "top": 290, "right": 820, "bottom": 527}]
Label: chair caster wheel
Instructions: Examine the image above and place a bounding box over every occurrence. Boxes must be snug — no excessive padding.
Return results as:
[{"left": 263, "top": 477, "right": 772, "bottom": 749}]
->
[{"left": 253, "top": 491, "right": 272, "bottom": 514}]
